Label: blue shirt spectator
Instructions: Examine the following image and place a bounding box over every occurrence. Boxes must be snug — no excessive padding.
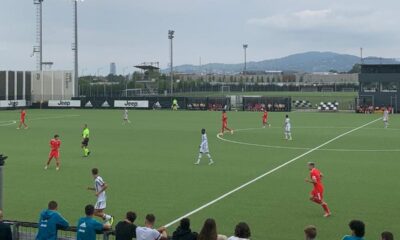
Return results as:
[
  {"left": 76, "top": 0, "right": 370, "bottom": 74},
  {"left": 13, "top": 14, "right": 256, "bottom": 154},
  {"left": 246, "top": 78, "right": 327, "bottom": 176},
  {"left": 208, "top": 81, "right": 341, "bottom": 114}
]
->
[
  {"left": 77, "top": 204, "right": 110, "bottom": 240},
  {"left": 36, "top": 201, "right": 69, "bottom": 240},
  {"left": 342, "top": 220, "right": 365, "bottom": 240}
]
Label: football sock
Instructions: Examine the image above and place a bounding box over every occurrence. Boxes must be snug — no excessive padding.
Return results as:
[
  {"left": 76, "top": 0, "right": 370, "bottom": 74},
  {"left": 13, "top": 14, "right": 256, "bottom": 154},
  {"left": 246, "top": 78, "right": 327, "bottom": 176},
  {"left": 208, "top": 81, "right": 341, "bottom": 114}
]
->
[
  {"left": 322, "top": 203, "right": 330, "bottom": 213},
  {"left": 207, "top": 154, "right": 213, "bottom": 163},
  {"left": 196, "top": 154, "right": 202, "bottom": 163}
]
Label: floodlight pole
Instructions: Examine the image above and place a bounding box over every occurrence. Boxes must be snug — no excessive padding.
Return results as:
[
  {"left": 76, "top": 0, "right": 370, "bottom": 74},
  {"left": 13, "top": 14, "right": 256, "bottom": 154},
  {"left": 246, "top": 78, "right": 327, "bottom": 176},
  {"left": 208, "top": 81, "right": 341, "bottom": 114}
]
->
[
  {"left": 33, "top": 0, "right": 44, "bottom": 71},
  {"left": 122, "top": 67, "right": 130, "bottom": 98},
  {"left": 243, "top": 44, "right": 248, "bottom": 74},
  {"left": 168, "top": 30, "right": 175, "bottom": 95},
  {"left": 73, "top": 0, "right": 80, "bottom": 97}
]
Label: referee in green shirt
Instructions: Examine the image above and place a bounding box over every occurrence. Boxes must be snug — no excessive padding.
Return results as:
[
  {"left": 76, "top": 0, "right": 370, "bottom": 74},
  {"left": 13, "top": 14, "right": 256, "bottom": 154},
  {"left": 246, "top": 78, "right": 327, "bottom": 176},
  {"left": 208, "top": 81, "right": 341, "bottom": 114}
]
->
[{"left": 82, "top": 124, "right": 91, "bottom": 157}]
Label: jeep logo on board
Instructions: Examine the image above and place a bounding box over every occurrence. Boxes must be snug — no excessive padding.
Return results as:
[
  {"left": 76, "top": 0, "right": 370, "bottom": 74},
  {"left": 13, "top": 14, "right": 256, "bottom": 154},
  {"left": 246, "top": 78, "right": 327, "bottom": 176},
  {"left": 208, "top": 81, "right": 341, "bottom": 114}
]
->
[
  {"left": 57, "top": 101, "right": 71, "bottom": 106},
  {"left": 7, "top": 101, "right": 18, "bottom": 107},
  {"left": 124, "top": 101, "right": 138, "bottom": 107}
]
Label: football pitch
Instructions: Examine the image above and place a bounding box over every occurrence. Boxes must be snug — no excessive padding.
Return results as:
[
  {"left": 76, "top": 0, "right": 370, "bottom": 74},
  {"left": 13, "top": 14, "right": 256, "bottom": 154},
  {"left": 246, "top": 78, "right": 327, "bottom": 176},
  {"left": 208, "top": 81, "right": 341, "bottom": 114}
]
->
[{"left": 0, "top": 109, "right": 399, "bottom": 239}]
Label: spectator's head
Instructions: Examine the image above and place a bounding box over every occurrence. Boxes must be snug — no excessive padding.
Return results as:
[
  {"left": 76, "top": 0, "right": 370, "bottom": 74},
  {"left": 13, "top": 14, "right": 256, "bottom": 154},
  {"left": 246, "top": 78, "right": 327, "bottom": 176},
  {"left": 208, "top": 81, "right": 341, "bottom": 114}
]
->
[
  {"left": 91, "top": 168, "right": 99, "bottom": 177},
  {"left": 126, "top": 211, "right": 137, "bottom": 223},
  {"left": 179, "top": 218, "right": 191, "bottom": 231},
  {"left": 349, "top": 220, "right": 365, "bottom": 238},
  {"left": 234, "top": 222, "right": 251, "bottom": 239},
  {"left": 198, "top": 218, "right": 218, "bottom": 240},
  {"left": 48, "top": 201, "right": 58, "bottom": 210},
  {"left": 145, "top": 214, "right": 156, "bottom": 227},
  {"left": 54, "top": 134, "right": 59, "bottom": 139},
  {"left": 308, "top": 162, "right": 315, "bottom": 171},
  {"left": 381, "top": 231, "right": 394, "bottom": 240},
  {"left": 85, "top": 204, "right": 95, "bottom": 217},
  {"left": 0, "top": 210, "right": 3, "bottom": 220},
  {"left": 201, "top": 129, "right": 206, "bottom": 135},
  {"left": 304, "top": 225, "right": 317, "bottom": 240}
]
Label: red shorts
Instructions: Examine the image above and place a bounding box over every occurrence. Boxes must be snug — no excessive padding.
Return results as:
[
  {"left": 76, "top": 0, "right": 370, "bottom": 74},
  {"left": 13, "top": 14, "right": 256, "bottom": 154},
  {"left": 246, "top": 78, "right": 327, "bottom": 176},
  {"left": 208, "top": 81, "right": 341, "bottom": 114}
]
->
[
  {"left": 49, "top": 151, "right": 60, "bottom": 159},
  {"left": 263, "top": 118, "right": 267, "bottom": 123},
  {"left": 222, "top": 122, "right": 227, "bottom": 128},
  {"left": 20, "top": 118, "right": 25, "bottom": 123},
  {"left": 311, "top": 188, "right": 324, "bottom": 201}
]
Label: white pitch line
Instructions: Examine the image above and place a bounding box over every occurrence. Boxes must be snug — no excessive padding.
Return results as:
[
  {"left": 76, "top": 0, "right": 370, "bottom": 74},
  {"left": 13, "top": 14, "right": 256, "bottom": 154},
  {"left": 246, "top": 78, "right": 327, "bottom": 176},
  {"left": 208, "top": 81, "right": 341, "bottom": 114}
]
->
[
  {"left": 0, "top": 120, "right": 17, "bottom": 127},
  {"left": 163, "top": 117, "right": 381, "bottom": 228},
  {"left": 218, "top": 128, "right": 400, "bottom": 152},
  {"left": 28, "top": 114, "right": 81, "bottom": 121},
  {"left": 0, "top": 115, "right": 80, "bottom": 127}
]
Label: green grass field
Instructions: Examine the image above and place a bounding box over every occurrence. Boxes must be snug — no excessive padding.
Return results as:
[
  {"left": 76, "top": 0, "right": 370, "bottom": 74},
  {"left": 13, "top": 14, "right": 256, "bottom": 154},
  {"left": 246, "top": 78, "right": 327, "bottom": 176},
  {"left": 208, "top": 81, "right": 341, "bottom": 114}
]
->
[{"left": 0, "top": 109, "right": 399, "bottom": 239}]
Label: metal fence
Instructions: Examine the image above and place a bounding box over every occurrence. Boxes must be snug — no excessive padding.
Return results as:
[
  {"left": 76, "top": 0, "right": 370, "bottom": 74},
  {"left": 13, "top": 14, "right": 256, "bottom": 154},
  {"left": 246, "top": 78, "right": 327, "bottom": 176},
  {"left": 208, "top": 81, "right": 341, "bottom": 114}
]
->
[{"left": 5, "top": 220, "right": 115, "bottom": 240}]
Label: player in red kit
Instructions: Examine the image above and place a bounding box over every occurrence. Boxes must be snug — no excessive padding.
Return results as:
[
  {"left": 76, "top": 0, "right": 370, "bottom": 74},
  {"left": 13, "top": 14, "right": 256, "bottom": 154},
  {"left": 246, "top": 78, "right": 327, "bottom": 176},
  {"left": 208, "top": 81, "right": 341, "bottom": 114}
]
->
[
  {"left": 220, "top": 110, "right": 233, "bottom": 136},
  {"left": 305, "top": 162, "right": 331, "bottom": 217},
  {"left": 17, "top": 109, "right": 28, "bottom": 129},
  {"left": 262, "top": 109, "right": 270, "bottom": 128},
  {"left": 45, "top": 134, "right": 61, "bottom": 171}
]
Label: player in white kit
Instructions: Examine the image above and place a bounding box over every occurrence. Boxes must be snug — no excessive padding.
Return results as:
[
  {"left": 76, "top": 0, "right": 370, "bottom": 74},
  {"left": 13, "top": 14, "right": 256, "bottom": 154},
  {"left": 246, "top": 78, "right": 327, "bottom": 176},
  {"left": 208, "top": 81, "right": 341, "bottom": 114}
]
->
[
  {"left": 123, "top": 108, "right": 131, "bottom": 124},
  {"left": 87, "top": 168, "right": 114, "bottom": 225},
  {"left": 195, "top": 129, "right": 214, "bottom": 165},
  {"left": 383, "top": 108, "right": 389, "bottom": 128},
  {"left": 284, "top": 115, "right": 292, "bottom": 140}
]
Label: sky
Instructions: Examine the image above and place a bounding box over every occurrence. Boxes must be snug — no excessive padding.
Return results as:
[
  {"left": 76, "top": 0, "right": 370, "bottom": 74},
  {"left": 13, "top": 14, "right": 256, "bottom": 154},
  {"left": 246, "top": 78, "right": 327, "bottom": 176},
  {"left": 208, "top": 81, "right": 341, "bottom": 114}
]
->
[{"left": 1, "top": 0, "right": 400, "bottom": 75}]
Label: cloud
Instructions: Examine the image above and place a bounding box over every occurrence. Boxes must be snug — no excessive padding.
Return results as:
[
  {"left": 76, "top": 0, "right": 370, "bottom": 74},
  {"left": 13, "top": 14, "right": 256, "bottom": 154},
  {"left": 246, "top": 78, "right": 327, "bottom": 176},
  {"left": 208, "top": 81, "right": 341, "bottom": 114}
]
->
[{"left": 247, "top": 9, "right": 397, "bottom": 33}]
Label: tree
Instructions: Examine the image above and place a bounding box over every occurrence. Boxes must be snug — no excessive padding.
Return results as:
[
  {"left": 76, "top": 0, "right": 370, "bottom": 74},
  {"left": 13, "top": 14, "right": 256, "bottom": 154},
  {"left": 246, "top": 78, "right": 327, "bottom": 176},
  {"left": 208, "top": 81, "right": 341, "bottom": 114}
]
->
[{"left": 348, "top": 64, "right": 361, "bottom": 73}]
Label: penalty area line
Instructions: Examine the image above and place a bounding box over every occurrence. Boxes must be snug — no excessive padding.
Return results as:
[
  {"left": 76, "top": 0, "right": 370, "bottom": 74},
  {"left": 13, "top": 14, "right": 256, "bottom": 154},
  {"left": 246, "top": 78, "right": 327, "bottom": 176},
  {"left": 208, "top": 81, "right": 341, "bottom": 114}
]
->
[{"left": 163, "top": 117, "right": 381, "bottom": 228}]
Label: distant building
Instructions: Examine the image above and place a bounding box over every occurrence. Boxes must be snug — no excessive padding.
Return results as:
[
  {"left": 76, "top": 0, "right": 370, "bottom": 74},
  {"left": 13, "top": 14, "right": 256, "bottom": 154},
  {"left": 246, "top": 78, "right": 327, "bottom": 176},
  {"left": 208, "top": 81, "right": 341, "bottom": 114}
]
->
[
  {"left": 110, "top": 62, "right": 117, "bottom": 75},
  {"left": 358, "top": 64, "right": 400, "bottom": 112},
  {"left": 0, "top": 70, "right": 75, "bottom": 104},
  {"left": 296, "top": 73, "right": 358, "bottom": 84}
]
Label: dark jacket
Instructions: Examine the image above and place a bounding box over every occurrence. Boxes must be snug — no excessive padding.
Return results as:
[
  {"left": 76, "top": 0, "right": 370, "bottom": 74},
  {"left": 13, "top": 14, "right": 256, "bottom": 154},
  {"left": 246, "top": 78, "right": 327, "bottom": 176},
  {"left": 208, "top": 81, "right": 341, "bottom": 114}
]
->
[
  {"left": 172, "top": 226, "right": 198, "bottom": 240},
  {"left": 0, "top": 221, "right": 13, "bottom": 240},
  {"left": 36, "top": 209, "right": 69, "bottom": 240}
]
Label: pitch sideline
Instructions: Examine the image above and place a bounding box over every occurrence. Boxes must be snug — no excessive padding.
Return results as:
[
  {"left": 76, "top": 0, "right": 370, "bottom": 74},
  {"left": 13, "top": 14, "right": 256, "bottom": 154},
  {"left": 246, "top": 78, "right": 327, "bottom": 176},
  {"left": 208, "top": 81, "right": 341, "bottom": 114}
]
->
[{"left": 163, "top": 117, "right": 381, "bottom": 228}]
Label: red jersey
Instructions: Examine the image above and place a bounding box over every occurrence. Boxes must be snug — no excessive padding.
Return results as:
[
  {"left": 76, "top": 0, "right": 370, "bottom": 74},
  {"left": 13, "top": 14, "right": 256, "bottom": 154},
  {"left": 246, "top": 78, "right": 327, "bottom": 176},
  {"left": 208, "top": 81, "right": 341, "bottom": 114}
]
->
[
  {"left": 310, "top": 168, "right": 323, "bottom": 190},
  {"left": 50, "top": 139, "right": 61, "bottom": 152},
  {"left": 20, "top": 110, "right": 26, "bottom": 119},
  {"left": 263, "top": 111, "right": 268, "bottom": 119},
  {"left": 222, "top": 112, "right": 227, "bottom": 122}
]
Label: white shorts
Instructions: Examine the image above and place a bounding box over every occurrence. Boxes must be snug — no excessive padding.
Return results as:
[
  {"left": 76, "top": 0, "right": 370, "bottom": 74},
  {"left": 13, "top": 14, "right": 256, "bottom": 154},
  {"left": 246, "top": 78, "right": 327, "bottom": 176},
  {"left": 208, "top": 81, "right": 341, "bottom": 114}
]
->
[
  {"left": 285, "top": 126, "right": 291, "bottom": 133},
  {"left": 95, "top": 200, "right": 106, "bottom": 210},
  {"left": 200, "top": 145, "right": 209, "bottom": 153}
]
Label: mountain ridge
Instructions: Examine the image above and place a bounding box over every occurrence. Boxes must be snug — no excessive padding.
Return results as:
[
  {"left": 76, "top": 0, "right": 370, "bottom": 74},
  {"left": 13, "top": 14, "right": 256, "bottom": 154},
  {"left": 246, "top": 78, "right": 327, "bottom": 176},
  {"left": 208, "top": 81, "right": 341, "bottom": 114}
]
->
[{"left": 171, "top": 51, "right": 399, "bottom": 73}]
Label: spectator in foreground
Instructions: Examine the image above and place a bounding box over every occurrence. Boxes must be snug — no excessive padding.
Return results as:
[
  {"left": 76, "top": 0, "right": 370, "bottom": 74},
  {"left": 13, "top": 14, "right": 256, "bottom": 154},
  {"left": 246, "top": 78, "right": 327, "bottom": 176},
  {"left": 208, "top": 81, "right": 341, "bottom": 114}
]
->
[
  {"left": 136, "top": 214, "right": 168, "bottom": 240},
  {"left": 115, "top": 211, "right": 137, "bottom": 240},
  {"left": 304, "top": 225, "right": 317, "bottom": 240},
  {"left": 171, "top": 218, "right": 197, "bottom": 240},
  {"left": 381, "top": 231, "right": 394, "bottom": 240},
  {"left": 0, "top": 210, "right": 12, "bottom": 240},
  {"left": 36, "top": 201, "right": 69, "bottom": 240},
  {"left": 198, "top": 218, "right": 227, "bottom": 240},
  {"left": 342, "top": 220, "right": 365, "bottom": 240},
  {"left": 76, "top": 204, "right": 111, "bottom": 240},
  {"left": 227, "top": 222, "right": 251, "bottom": 240}
]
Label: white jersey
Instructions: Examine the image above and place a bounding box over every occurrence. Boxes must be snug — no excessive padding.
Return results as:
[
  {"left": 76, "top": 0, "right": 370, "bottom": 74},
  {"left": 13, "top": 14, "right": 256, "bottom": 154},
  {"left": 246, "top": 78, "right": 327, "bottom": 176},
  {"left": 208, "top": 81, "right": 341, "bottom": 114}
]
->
[
  {"left": 284, "top": 118, "right": 291, "bottom": 132},
  {"left": 94, "top": 176, "right": 106, "bottom": 202},
  {"left": 383, "top": 110, "right": 389, "bottom": 121},
  {"left": 200, "top": 133, "right": 209, "bottom": 153},
  {"left": 227, "top": 237, "right": 249, "bottom": 240},
  {"left": 136, "top": 227, "right": 162, "bottom": 240},
  {"left": 123, "top": 110, "right": 128, "bottom": 120}
]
